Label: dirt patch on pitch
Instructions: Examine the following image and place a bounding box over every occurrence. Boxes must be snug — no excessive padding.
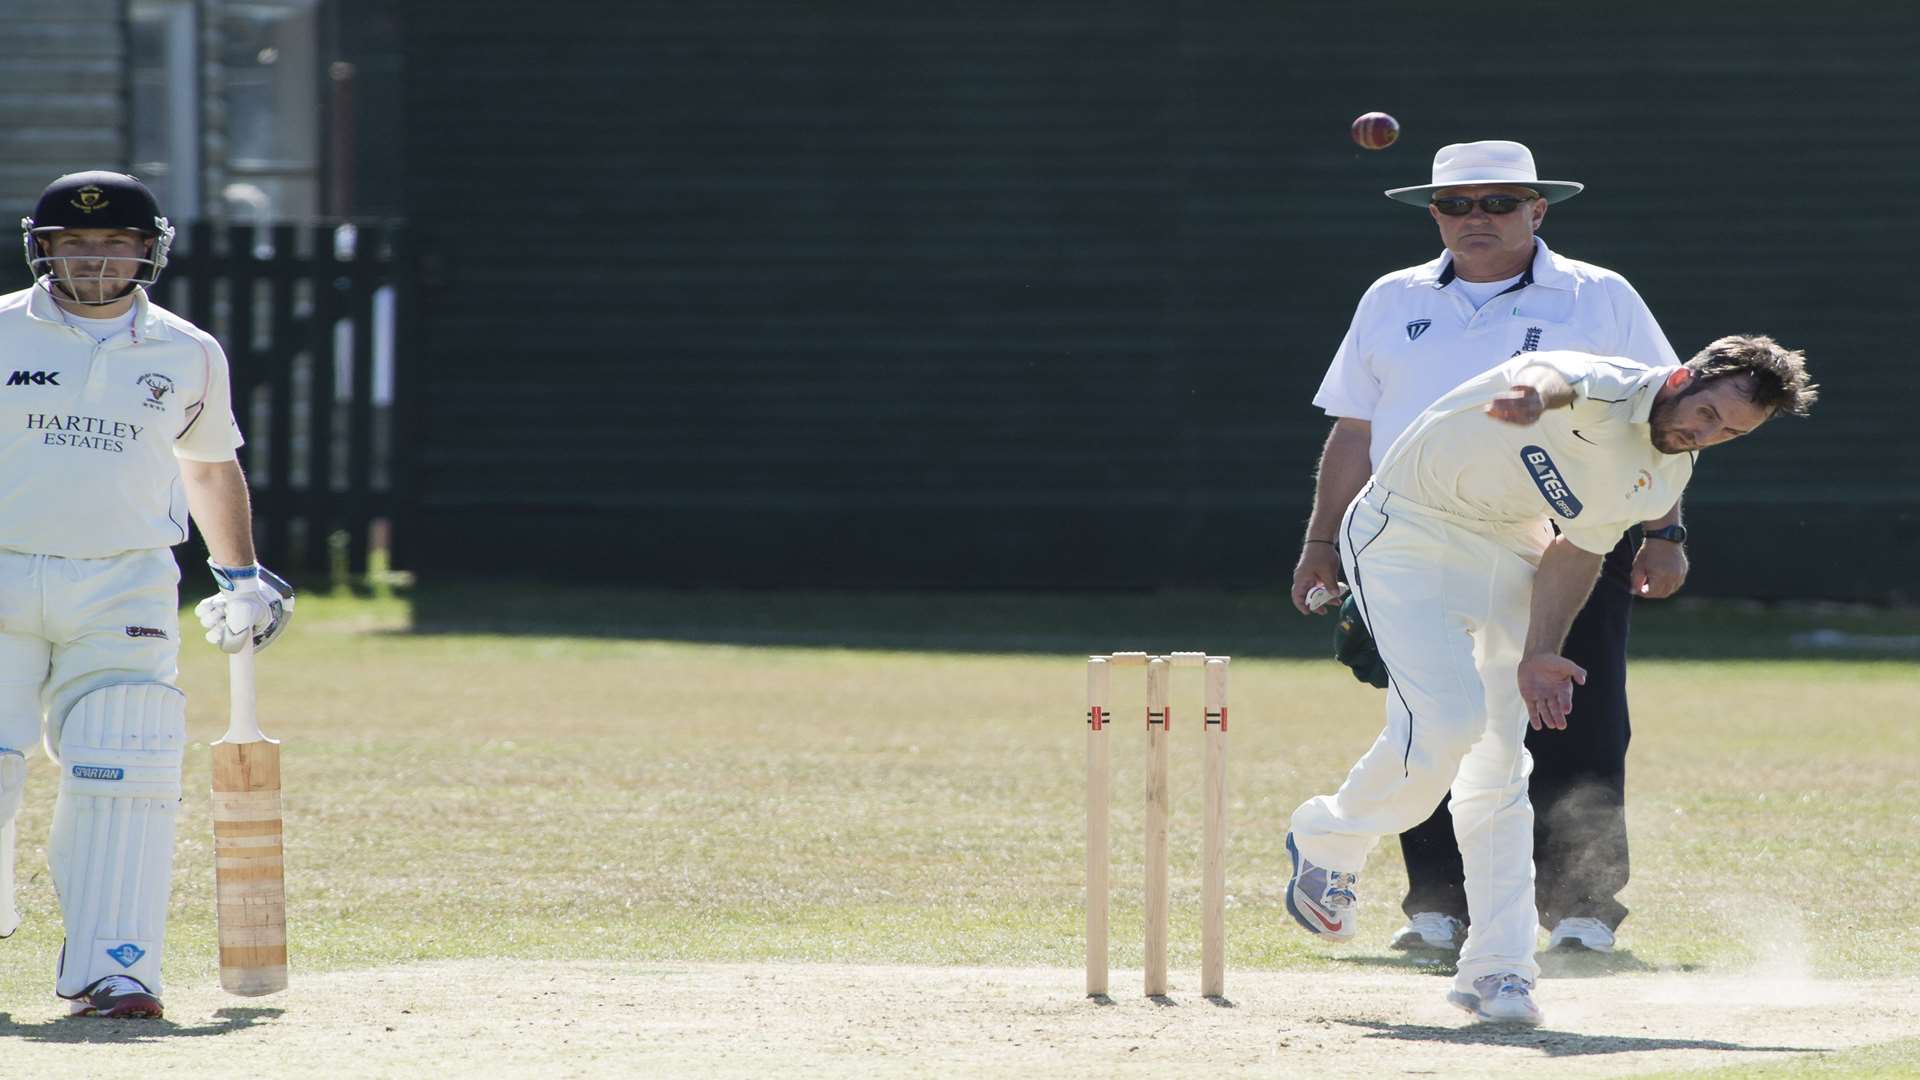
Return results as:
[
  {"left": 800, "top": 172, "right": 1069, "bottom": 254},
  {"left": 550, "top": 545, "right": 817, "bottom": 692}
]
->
[{"left": 0, "top": 960, "right": 1912, "bottom": 1078}]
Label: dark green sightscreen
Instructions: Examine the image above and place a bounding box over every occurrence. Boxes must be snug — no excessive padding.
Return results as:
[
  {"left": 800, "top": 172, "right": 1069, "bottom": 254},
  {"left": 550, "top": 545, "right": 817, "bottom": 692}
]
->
[{"left": 16, "top": 3, "right": 1908, "bottom": 598}]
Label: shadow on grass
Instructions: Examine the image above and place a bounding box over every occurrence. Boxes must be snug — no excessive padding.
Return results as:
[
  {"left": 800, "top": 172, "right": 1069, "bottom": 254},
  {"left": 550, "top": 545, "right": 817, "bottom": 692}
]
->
[
  {"left": 1338, "top": 1017, "right": 1824, "bottom": 1057},
  {"left": 393, "top": 583, "right": 1920, "bottom": 662},
  {"left": 1331, "top": 953, "right": 1459, "bottom": 977},
  {"left": 1535, "top": 948, "right": 1661, "bottom": 979},
  {"left": 0, "top": 1006, "right": 283, "bottom": 1042}
]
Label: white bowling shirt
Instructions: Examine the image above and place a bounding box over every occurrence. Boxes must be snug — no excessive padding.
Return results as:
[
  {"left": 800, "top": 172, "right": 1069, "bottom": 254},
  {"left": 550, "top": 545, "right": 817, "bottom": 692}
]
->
[
  {"left": 0, "top": 283, "right": 244, "bottom": 558},
  {"left": 1314, "top": 238, "right": 1679, "bottom": 467},
  {"left": 1374, "top": 351, "right": 1693, "bottom": 555}
]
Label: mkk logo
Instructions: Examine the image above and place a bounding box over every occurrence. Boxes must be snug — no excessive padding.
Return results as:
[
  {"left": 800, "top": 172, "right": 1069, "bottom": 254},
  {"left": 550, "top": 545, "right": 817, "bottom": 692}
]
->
[
  {"left": 7, "top": 371, "right": 60, "bottom": 386},
  {"left": 1520, "top": 445, "right": 1583, "bottom": 519},
  {"left": 1405, "top": 319, "right": 1432, "bottom": 342}
]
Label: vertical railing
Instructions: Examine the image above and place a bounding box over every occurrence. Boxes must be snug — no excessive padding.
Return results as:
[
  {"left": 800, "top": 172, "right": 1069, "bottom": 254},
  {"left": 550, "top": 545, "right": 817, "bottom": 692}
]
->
[{"left": 157, "top": 222, "right": 408, "bottom": 580}]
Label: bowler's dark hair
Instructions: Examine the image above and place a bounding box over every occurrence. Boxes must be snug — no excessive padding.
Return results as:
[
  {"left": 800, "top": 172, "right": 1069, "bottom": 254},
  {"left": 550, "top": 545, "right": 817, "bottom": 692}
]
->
[{"left": 1683, "top": 335, "right": 1818, "bottom": 418}]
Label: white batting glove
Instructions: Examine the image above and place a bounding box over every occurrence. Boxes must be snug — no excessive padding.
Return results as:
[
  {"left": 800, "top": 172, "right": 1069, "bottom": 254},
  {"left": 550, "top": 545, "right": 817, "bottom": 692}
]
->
[{"left": 194, "top": 562, "right": 296, "bottom": 653}]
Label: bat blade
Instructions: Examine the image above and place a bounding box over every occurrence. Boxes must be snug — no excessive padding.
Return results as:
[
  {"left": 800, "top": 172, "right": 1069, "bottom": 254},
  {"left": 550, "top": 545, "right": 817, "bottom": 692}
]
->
[{"left": 212, "top": 644, "right": 288, "bottom": 996}]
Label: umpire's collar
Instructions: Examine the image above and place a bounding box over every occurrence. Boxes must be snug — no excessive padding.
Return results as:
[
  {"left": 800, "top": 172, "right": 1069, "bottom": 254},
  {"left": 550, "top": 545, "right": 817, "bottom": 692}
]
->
[{"left": 1418, "top": 238, "right": 1577, "bottom": 293}]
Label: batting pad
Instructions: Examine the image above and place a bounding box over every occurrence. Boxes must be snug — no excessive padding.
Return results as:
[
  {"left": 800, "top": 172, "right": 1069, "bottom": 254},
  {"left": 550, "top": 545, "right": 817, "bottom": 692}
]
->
[
  {"left": 50, "top": 683, "right": 185, "bottom": 997},
  {"left": 0, "top": 749, "right": 24, "bottom": 937}
]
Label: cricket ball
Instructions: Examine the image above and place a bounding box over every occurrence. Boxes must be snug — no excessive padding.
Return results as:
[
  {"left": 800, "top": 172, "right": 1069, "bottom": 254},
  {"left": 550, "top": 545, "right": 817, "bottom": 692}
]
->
[{"left": 1350, "top": 112, "right": 1400, "bottom": 151}]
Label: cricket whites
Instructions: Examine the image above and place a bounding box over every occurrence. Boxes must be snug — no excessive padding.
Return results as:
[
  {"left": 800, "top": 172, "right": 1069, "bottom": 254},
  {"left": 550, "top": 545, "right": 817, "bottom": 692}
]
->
[{"left": 210, "top": 639, "right": 289, "bottom": 995}]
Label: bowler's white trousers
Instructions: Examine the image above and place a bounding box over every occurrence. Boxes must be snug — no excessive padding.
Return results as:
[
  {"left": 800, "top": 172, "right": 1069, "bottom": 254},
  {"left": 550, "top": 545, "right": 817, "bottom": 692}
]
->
[{"left": 1291, "top": 482, "right": 1552, "bottom": 992}]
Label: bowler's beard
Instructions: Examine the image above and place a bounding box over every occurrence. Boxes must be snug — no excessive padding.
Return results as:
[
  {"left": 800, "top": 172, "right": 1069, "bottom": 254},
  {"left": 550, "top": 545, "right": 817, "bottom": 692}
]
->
[{"left": 1647, "top": 390, "right": 1697, "bottom": 455}]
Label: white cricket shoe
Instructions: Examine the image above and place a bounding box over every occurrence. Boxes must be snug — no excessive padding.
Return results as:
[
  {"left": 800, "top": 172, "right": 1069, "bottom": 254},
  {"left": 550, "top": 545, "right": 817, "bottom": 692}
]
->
[
  {"left": 1447, "top": 972, "right": 1544, "bottom": 1026},
  {"left": 1388, "top": 911, "right": 1463, "bottom": 953},
  {"left": 1548, "top": 916, "right": 1616, "bottom": 954}
]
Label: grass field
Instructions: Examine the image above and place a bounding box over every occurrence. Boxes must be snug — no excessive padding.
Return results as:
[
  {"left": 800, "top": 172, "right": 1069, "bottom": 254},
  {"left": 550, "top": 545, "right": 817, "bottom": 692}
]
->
[{"left": 1, "top": 586, "right": 1916, "bottom": 1077}]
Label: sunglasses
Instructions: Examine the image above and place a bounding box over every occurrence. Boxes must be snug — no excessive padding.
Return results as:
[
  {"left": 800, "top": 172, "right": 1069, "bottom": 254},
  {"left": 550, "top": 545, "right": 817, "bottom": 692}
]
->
[{"left": 1430, "top": 194, "right": 1539, "bottom": 216}]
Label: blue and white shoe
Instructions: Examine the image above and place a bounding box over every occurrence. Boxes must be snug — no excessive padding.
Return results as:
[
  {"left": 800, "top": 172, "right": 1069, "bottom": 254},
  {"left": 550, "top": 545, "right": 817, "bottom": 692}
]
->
[
  {"left": 1284, "top": 831, "right": 1357, "bottom": 942},
  {"left": 1447, "top": 972, "right": 1543, "bottom": 1026}
]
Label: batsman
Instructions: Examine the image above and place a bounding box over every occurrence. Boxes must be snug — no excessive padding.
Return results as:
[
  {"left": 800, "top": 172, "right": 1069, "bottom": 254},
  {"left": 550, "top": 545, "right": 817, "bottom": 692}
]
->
[{"left": 0, "top": 172, "right": 291, "bottom": 1019}]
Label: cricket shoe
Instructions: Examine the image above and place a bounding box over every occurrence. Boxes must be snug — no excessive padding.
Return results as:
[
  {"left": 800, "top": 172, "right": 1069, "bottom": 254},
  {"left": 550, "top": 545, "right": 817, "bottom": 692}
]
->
[
  {"left": 1284, "top": 831, "right": 1357, "bottom": 941},
  {"left": 1548, "top": 916, "right": 1615, "bottom": 954},
  {"left": 67, "top": 975, "right": 164, "bottom": 1019},
  {"left": 1447, "top": 972, "right": 1544, "bottom": 1026},
  {"left": 1389, "top": 911, "right": 1464, "bottom": 954}
]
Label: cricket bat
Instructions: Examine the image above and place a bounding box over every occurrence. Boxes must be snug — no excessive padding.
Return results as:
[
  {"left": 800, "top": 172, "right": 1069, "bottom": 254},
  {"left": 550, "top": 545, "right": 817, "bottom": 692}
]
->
[{"left": 211, "top": 639, "right": 289, "bottom": 995}]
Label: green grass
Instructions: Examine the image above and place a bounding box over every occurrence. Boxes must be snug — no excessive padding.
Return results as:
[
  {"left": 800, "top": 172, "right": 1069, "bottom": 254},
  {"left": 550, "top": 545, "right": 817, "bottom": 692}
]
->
[
  {"left": 1, "top": 586, "right": 1915, "bottom": 1076},
  {"left": 1632, "top": 1039, "right": 1920, "bottom": 1079}
]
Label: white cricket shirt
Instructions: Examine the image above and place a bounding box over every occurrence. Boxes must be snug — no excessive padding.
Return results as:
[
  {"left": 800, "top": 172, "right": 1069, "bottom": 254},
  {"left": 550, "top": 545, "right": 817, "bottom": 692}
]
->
[
  {"left": 1314, "top": 238, "right": 1679, "bottom": 467},
  {"left": 1373, "top": 351, "right": 1694, "bottom": 555},
  {"left": 0, "top": 284, "right": 244, "bottom": 558}
]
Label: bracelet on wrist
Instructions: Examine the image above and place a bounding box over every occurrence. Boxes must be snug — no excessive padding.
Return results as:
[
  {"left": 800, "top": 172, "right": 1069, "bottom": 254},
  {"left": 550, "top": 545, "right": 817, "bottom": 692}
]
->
[{"left": 1305, "top": 539, "right": 1338, "bottom": 547}]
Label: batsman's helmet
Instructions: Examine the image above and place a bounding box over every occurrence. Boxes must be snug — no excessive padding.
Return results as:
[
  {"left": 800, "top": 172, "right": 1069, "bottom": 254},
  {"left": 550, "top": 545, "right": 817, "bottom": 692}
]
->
[{"left": 21, "top": 171, "right": 175, "bottom": 300}]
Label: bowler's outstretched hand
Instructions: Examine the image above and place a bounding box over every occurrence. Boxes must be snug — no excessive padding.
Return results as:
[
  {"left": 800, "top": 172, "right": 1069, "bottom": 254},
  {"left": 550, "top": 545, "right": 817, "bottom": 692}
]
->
[{"left": 1518, "top": 653, "right": 1587, "bottom": 731}]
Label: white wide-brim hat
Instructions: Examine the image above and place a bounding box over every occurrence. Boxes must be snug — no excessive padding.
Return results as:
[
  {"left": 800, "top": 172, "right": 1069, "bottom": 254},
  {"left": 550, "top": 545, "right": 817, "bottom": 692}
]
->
[{"left": 1384, "top": 140, "right": 1584, "bottom": 206}]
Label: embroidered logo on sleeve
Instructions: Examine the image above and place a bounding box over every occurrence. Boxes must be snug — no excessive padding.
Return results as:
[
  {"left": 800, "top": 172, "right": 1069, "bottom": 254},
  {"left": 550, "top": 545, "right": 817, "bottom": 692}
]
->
[{"left": 1521, "top": 445, "right": 1583, "bottom": 518}]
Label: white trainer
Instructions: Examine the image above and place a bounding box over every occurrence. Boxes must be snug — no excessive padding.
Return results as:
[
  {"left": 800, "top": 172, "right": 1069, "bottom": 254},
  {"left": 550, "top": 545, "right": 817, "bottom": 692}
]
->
[
  {"left": 1388, "top": 911, "right": 1463, "bottom": 953},
  {"left": 1548, "top": 916, "right": 1616, "bottom": 954},
  {"left": 1447, "top": 972, "right": 1544, "bottom": 1026}
]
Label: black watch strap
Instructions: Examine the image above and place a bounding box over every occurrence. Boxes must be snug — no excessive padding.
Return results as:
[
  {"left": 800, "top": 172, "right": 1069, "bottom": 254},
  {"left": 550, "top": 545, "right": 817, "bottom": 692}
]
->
[{"left": 1645, "top": 523, "right": 1688, "bottom": 544}]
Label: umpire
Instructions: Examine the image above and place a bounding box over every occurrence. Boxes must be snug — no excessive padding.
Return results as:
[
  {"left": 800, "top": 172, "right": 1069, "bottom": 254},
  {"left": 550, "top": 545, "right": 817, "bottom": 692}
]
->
[{"left": 1289, "top": 141, "right": 1687, "bottom": 955}]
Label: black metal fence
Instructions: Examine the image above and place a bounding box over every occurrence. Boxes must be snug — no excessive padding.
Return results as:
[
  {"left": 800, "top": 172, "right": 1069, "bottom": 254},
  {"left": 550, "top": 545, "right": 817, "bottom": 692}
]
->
[{"left": 149, "top": 222, "right": 412, "bottom": 579}]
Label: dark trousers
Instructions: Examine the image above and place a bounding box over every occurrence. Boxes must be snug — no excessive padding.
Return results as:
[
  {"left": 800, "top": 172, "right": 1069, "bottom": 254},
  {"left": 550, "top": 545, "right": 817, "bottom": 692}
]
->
[{"left": 1398, "top": 530, "right": 1635, "bottom": 931}]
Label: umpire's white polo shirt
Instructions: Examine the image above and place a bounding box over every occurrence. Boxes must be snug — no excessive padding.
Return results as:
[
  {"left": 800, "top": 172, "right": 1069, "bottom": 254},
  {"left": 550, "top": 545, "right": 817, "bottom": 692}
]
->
[
  {"left": 0, "top": 283, "right": 244, "bottom": 558},
  {"left": 1314, "top": 238, "right": 1679, "bottom": 467},
  {"left": 1374, "top": 351, "right": 1693, "bottom": 555}
]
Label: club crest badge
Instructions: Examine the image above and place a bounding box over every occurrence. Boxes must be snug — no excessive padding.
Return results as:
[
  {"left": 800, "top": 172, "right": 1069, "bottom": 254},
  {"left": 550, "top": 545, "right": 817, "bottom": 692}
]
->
[
  {"left": 137, "top": 372, "right": 175, "bottom": 411},
  {"left": 1405, "top": 319, "right": 1432, "bottom": 342},
  {"left": 71, "top": 185, "right": 110, "bottom": 214}
]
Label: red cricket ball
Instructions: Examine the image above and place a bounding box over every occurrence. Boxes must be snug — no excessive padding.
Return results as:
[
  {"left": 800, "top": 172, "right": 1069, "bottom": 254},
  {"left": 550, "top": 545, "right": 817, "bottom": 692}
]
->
[{"left": 1350, "top": 112, "right": 1400, "bottom": 151}]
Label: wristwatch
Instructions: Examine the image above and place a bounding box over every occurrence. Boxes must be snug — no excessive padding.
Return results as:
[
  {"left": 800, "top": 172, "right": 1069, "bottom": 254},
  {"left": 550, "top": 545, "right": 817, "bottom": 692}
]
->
[{"left": 1644, "top": 523, "right": 1688, "bottom": 544}]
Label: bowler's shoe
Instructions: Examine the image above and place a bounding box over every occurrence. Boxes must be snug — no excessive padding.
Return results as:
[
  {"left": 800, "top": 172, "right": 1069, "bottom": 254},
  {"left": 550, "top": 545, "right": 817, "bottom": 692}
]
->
[
  {"left": 1284, "top": 831, "right": 1358, "bottom": 942},
  {"left": 1447, "top": 972, "right": 1543, "bottom": 1026}
]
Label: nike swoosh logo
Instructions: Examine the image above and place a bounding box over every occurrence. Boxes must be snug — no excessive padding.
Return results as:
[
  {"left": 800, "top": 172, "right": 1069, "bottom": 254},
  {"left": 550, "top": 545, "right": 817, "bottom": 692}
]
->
[
  {"left": 1571, "top": 429, "right": 1597, "bottom": 445},
  {"left": 1305, "top": 905, "right": 1343, "bottom": 933}
]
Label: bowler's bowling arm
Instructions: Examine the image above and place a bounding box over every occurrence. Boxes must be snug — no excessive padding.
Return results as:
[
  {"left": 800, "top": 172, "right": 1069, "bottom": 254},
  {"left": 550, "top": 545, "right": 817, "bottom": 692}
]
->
[{"left": 1524, "top": 536, "right": 1605, "bottom": 660}]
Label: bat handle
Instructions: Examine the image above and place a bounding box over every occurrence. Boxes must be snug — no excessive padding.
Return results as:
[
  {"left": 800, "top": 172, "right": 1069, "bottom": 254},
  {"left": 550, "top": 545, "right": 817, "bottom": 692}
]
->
[{"left": 220, "top": 638, "right": 270, "bottom": 745}]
